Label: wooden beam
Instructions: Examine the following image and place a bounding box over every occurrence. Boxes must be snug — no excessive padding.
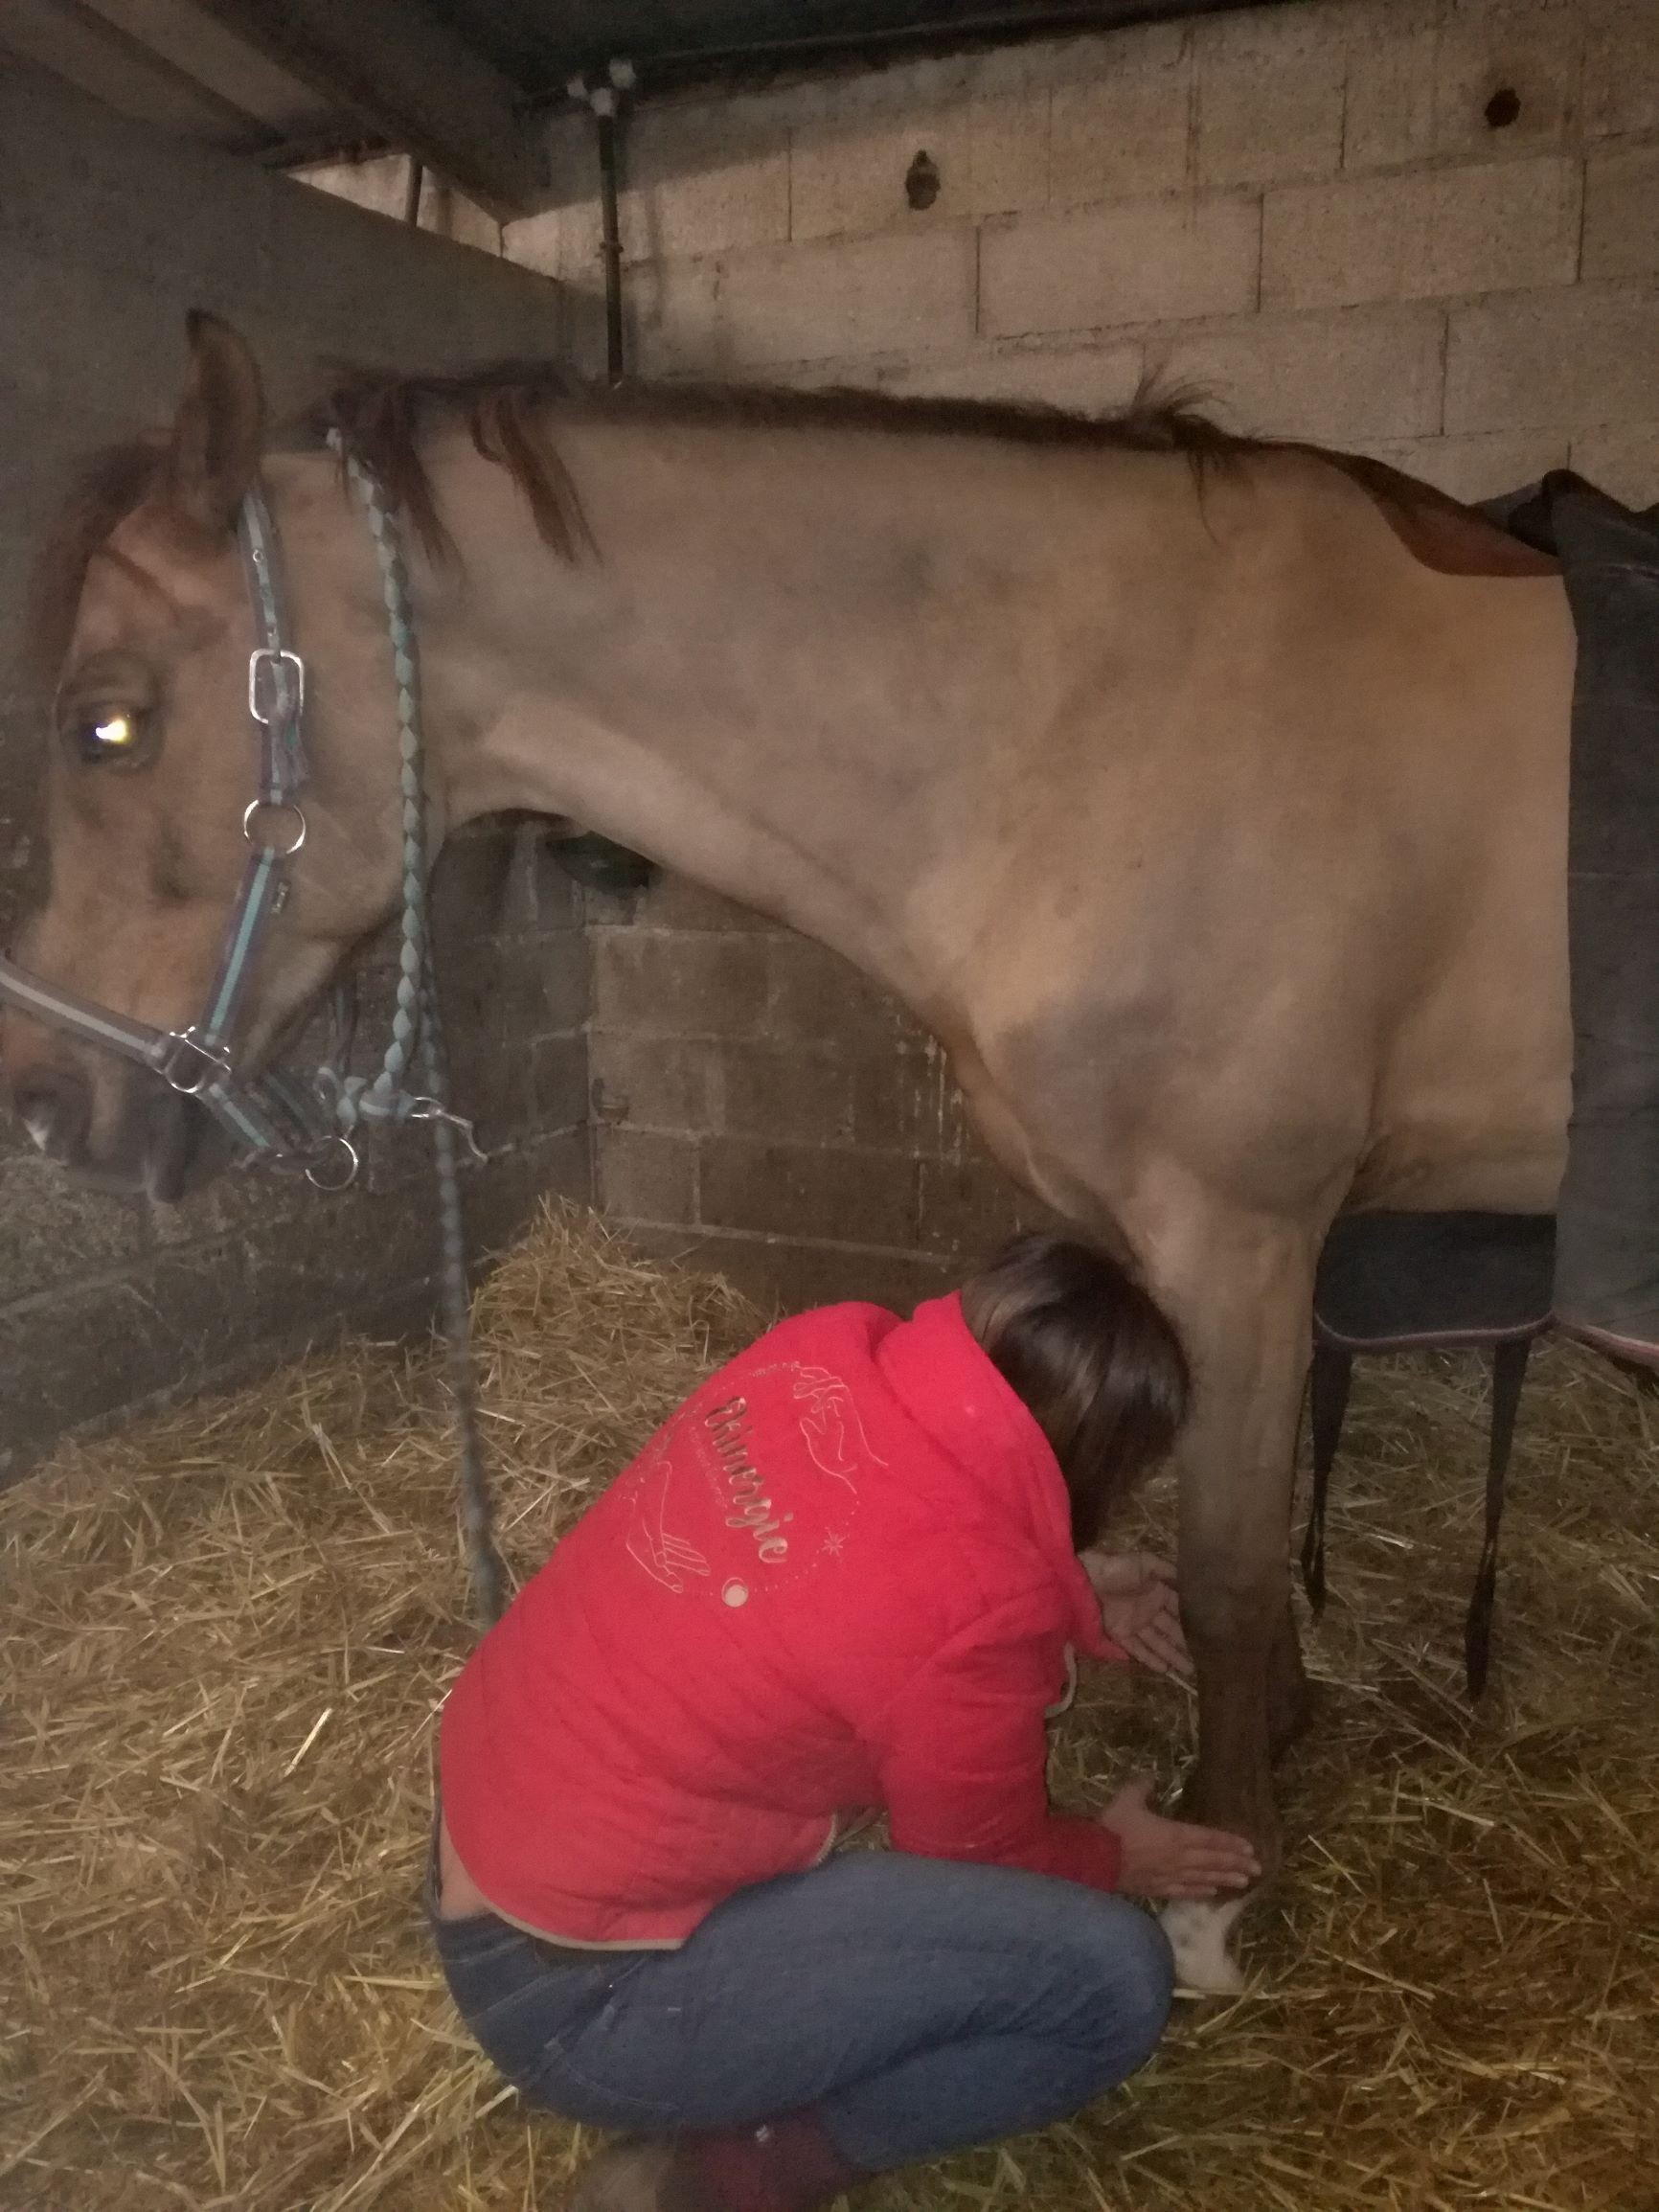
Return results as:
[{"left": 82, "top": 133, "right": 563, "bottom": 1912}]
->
[{"left": 191, "top": 0, "right": 545, "bottom": 216}]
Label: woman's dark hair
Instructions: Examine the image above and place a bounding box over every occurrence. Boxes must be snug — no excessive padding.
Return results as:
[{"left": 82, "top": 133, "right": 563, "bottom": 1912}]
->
[{"left": 960, "top": 1231, "right": 1192, "bottom": 1549}]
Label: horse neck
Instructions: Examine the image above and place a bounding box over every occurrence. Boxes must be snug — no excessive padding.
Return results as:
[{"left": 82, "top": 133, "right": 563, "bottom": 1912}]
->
[{"left": 405, "top": 413, "right": 1131, "bottom": 1008}]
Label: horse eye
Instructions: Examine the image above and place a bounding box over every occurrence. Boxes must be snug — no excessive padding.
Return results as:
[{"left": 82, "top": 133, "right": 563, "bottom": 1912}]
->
[{"left": 72, "top": 710, "right": 145, "bottom": 764}]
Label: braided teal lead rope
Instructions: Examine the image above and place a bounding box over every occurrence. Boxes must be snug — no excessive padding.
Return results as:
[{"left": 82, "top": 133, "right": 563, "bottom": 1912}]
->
[
  {"left": 326, "top": 431, "right": 429, "bottom": 1129},
  {"left": 329, "top": 430, "right": 508, "bottom": 1628},
  {"left": 421, "top": 976, "right": 508, "bottom": 1625}
]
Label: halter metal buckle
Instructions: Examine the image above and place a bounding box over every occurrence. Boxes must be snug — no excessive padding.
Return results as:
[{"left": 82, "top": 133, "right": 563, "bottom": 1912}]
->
[
  {"left": 156, "top": 1027, "right": 234, "bottom": 1097},
  {"left": 242, "top": 797, "right": 307, "bottom": 856},
  {"left": 248, "top": 647, "right": 305, "bottom": 727},
  {"left": 304, "top": 1133, "right": 360, "bottom": 1192}
]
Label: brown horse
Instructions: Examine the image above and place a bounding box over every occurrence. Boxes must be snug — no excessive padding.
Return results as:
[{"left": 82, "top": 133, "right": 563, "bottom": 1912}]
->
[{"left": 0, "top": 315, "right": 1577, "bottom": 1989}]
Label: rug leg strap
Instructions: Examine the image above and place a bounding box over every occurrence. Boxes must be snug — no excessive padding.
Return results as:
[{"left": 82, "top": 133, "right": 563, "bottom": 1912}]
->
[{"left": 1465, "top": 1335, "right": 1532, "bottom": 1700}]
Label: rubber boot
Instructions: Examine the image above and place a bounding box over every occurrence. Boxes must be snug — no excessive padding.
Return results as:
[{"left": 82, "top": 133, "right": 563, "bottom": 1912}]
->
[{"left": 570, "top": 2111, "right": 867, "bottom": 2212}]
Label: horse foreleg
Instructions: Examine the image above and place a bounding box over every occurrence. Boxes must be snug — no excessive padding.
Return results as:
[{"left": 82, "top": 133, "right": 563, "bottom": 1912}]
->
[{"left": 1142, "top": 1209, "right": 1316, "bottom": 1993}]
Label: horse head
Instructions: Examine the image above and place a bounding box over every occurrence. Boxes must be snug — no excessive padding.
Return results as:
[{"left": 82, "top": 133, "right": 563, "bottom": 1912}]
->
[{"left": 1, "top": 314, "right": 405, "bottom": 1198}]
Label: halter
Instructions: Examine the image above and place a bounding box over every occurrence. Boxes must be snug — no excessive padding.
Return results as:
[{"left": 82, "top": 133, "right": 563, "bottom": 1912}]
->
[{"left": 0, "top": 446, "right": 508, "bottom": 1624}]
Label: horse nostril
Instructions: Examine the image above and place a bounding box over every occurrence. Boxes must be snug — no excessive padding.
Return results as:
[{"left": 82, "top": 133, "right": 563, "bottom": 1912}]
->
[{"left": 11, "top": 1070, "right": 91, "bottom": 1161}]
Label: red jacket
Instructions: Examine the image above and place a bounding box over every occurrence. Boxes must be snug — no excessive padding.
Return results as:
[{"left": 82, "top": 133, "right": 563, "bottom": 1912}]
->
[{"left": 440, "top": 1292, "right": 1126, "bottom": 1946}]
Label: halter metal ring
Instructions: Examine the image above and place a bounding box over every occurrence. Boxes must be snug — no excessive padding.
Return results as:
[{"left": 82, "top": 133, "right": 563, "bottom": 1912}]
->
[
  {"left": 304, "top": 1133, "right": 360, "bottom": 1192},
  {"left": 242, "top": 797, "right": 307, "bottom": 856},
  {"left": 248, "top": 647, "right": 305, "bottom": 725},
  {"left": 156, "top": 1027, "right": 234, "bottom": 1097}
]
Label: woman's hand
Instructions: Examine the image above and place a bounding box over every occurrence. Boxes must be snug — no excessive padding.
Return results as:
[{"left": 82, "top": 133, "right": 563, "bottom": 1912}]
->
[
  {"left": 1099, "top": 1778, "right": 1261, "bottom": 1900},
  {"left": 1080, "top": 1549, "right": 1192, "bottom": 1676}
]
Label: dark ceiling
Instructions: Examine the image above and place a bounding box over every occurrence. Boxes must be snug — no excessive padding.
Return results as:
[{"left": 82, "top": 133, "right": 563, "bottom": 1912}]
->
[
  {"left": 0, "top": 0, "right": 1291, "bottom": 215},
  {"left": 432, "top": 0, "right": 1258, "bottom": 99}
]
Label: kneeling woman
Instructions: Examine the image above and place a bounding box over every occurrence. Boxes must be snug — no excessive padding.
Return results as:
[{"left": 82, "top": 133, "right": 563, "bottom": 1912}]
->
[{"left": 432, "top": 1234, "right": 1259, "bottom": 2210}]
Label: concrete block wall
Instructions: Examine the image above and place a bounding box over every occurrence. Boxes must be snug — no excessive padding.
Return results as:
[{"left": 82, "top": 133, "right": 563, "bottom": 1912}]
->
[
  {"left": 0, "top": 65, "right": 586, "bottom": 1480},
  {"left": 501, "top": 0, "right": 1659, "bottom": 1313},
  {"left": 583, "top": 880, "right": 1057, "bottom": 1317}
]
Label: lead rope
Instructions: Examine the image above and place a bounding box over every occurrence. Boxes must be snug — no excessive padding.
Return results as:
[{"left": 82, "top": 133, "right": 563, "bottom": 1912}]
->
[{"left": 329, "top": 429, "right": 509, "bottom": 1628}]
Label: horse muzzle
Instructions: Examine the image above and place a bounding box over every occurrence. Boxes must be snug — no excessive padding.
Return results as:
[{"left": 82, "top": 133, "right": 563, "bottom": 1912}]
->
[{"left": 3, "top": 1029, "right": 229, "bottom": 1201}]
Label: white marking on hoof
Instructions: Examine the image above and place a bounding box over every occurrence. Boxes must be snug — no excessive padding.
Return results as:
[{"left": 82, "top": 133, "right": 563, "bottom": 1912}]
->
[{"left": 1159, "top": 1897, "right": 1249, "bottom": 1995}]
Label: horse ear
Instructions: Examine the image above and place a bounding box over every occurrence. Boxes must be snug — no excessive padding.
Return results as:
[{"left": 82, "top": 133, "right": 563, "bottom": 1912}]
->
[{"left": 164, "top": 310, "right": 264, "bottom": 536}]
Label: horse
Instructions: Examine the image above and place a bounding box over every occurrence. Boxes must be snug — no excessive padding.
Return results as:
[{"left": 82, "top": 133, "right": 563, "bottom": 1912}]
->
[{"left": 0, "top": 313, "right": 1577, "bottom": 1990}]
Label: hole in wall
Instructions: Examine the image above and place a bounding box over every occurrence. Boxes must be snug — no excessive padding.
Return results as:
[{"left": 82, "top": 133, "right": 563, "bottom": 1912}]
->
[
  {"left": 904, "top": 150, "right": 940, "bottom": 211},
  {"left": 1484, "top": 86, "right": 1522, "bottom": 129}
]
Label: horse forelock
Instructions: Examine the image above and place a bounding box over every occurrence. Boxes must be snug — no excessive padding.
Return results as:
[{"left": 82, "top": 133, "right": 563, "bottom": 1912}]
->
[{"left": 25, "top": 438, "right": 168, "bottom": 689}]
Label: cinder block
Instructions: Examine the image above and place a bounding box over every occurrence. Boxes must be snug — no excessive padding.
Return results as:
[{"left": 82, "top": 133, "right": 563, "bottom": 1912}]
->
[
  {"left": 1583, "top": 145, "right": 1659, "bottom": 282},
  {"left": 1262, "top": 156, "right": 1581, "bottom": 312},
  {"left": 880, "top": 339, "right": 1146, "bottom": 412},
  {"left": 716, "top": 1045, "right": 857, "bottom": 1149},
  {"left": 713, "top": 228, "right": 980, "bottom": 367},
  {"left": 1570, "top": 421, "right": 1659, "bottom": 507},
  {"left": 625, "top": 248, "right": 723, "bottom": 372},
  {"left": 1368, "top": 428, "right": 1571, "bottom": 503},
  {"left": 981, "top": 193, "right": 1260, "bottom": 339},
  {"left": 623, "top": 101, "right": 790, "bottom": 262},
  {"left": 1153, "top": 302, "right": 1448, "bottom": 445},
  {"left": 620, "top": 1221, "right": 956, "bottom": 1320},
  {"left": 1445, "top": 285, "right": 1659, "bottom": 434},
  {"left": 1193, "top": 4, "right": 1346, "bottom": 190},
  {"left": 504, "top": 201, "right": 591, "bottom": 287},
  {"left": 790, "top": 90, "right": 1049, "bottom": 241},
  {"left": 636, "top": 877, "right": 773, "bottom": 931},
  {"left": 592, "top": 930, "right": 770, "bottom": 1039},
  {"left": 1049, "top": 22, "right": 1193, "bottom": 205},
  {"left": 698, "top": 1137, "right": 918, "bottom": 1246},
  {"left": 597, "top": 1127, "right": 698, "bottom": 1224},
  {"left": 852, "top": 1045, "right": 973, "bottom": 1158},
  {"left": 530, "top": 1034, "right": 589, "bottom": 1130},
  {"left": 1582, "top": 0, "right": 1659, "bottom": 137},
  {"left": 476, "top": 935, "right": 589, "bottom": 1043},
  {"left": 764, "top": 937, "right": 915, "bottom": 1050},
  {"left": 464, "top": 1128, "right": 592, "bottom": 1252},
  {"left": 589, "top": 1032, "right": 718, "bottom": 1133},
  {"left": 1343, "top": 0, "right": 1441, "bottom": 171},
  {"left": 1431, "top": 0, "right": 1583, "bottom": 159},
  {"left": 915, "top": 1152, "right": 1054, "bottom": 1260},
  {"left": 636, "top": 229, "right": 978, "bottom": 373},
  {"left": 509, "top": 113, "right": 602, "bottom": 285}
]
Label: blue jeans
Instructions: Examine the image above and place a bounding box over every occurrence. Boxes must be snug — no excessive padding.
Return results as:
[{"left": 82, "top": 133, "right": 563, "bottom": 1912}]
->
[{"left": 427, "top": 1846, "right": 1173, "bottom": 2172}]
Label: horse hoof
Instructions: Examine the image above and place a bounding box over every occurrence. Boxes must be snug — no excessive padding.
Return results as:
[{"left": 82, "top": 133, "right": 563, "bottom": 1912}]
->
[
  {"left": 567, "top": 2140, "right": 682, "bottom": 2211},
  {"left": 1159, "top": 1897, "right": 1249, "bottom": 1995}
]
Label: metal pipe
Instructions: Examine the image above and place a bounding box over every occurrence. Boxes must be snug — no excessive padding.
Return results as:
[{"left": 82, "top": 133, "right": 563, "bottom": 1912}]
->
[
  {"left": 594, "top": 92, "right": 625, "bottom": 385},
  {"left": 403, "top": 155, "right": 425, "bottom": 226},
  {"left": 570, "top": 71, "right": 633, "bottom": 385}
]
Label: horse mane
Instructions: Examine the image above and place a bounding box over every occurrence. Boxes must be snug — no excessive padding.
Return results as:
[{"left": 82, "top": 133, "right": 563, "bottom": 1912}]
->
[
  {"left": 27, "top": 366, "right": 1551, "bottom": 679},
  {"left": 311, "top": 364, "right": 1243, "bottom": 566}
]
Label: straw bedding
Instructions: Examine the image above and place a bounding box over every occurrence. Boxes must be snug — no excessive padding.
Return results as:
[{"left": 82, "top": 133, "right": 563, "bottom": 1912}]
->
[{"left": 2, "top": 1201, "right": 1655, "bottom": 2212}]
